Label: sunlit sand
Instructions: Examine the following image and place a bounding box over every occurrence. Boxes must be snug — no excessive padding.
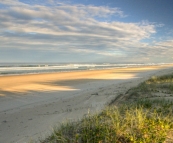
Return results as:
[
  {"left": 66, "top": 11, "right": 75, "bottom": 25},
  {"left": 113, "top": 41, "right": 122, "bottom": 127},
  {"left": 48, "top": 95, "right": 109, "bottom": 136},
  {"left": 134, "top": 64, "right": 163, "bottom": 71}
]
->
[{"left": 0, "top": 65, "right": 168, "bottom": 96}]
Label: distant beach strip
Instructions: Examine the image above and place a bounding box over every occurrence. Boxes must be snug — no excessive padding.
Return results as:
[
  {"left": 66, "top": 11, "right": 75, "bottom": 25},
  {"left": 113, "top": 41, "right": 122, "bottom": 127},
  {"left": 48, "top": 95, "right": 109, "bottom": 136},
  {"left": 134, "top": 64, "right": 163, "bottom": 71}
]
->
[{"left": 0, "top": 63, "right": 170, "bottom": 76}]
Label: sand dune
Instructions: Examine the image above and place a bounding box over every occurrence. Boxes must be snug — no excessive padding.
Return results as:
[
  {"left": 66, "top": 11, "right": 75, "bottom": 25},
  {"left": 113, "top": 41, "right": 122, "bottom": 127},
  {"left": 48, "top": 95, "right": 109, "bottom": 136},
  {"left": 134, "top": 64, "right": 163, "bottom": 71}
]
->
[{"left": 0, "top": 64, "right": 173, "bottom": 143}]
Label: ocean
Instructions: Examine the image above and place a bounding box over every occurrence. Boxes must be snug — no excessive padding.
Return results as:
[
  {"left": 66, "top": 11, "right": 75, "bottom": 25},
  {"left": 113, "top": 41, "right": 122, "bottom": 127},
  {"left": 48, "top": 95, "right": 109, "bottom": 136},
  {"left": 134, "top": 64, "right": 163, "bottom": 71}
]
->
[{"left": 0, "top": 63, "right": 167, "bottom": 76}]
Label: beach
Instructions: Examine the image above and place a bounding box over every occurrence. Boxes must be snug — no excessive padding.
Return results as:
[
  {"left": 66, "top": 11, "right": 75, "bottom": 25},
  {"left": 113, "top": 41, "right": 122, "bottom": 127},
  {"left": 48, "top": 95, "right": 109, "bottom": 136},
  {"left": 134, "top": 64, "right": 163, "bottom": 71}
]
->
[{"left": 0, "top": 64, "right": 173, "bottom": 143}]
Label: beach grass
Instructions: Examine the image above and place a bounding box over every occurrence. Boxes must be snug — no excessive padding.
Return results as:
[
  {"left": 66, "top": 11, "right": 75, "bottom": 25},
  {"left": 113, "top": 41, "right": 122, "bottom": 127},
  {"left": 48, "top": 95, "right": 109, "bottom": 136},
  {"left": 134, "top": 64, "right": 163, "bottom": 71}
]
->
[
  {"left": 38, "top": 74, "right": 173, "bottom": 143},
  {"left": 39, "top": 101, "right": 173, "bottom": 143}
]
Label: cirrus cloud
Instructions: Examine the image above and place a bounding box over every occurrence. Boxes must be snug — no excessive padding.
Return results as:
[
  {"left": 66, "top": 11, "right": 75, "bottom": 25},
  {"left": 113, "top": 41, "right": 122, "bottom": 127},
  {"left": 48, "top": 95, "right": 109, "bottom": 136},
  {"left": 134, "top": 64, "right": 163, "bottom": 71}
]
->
[{"left": 0, "top": 0, "right": 172, "bottom": 63}]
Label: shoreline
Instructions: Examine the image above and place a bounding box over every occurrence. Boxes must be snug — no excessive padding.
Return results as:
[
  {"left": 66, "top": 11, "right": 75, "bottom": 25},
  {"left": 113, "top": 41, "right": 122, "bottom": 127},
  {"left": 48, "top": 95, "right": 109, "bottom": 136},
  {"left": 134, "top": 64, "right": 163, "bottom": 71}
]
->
[
  {"left": 0, "top": 64, "right": 173, "bottom": 143},
  {"left": 0, "top": 63, "right": 172, "bottom": 77}
]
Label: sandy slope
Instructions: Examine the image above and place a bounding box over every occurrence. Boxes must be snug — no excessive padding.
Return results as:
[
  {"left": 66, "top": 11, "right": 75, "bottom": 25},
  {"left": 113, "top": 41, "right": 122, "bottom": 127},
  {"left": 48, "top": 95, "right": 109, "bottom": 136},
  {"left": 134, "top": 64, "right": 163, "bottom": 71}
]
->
[{"left": 0, "top": 65, "right": 173, "bottom": 143}]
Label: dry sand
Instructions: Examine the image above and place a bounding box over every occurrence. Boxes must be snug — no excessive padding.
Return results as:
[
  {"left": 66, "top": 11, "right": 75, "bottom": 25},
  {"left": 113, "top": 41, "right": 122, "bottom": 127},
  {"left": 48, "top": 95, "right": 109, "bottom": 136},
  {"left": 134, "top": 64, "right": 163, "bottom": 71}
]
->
[{"left": 0, "top": 64, "right": 173, "bottom": 143}]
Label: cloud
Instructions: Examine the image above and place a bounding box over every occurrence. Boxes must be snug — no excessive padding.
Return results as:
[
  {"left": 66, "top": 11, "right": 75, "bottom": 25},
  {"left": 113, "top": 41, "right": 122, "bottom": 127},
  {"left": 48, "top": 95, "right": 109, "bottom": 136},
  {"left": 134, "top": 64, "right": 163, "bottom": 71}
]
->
[{"left": 0, "top": 0, "right": 172, "bottom": 63}]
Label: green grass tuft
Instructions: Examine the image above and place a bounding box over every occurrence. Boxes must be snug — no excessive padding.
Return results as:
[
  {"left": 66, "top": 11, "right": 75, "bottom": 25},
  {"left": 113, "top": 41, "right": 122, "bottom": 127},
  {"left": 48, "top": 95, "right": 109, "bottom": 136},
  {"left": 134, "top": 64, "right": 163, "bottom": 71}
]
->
[{"left": 40, "top": 100, "right": 173, "bottom": 143}]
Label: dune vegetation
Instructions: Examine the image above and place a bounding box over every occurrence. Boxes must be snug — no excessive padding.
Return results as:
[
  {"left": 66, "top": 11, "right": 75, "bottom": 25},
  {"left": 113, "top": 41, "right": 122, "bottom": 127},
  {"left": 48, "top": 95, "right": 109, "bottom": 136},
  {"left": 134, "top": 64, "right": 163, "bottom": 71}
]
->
[{"left": 37, "top": 73, "right": 173, "bottom": 143}]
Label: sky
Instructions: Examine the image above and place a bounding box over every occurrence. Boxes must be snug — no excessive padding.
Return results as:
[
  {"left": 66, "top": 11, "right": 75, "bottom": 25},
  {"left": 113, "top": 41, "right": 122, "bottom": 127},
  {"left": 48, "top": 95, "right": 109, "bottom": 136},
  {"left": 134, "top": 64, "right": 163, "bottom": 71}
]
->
[{"left": 0, "top": 0, "right": 173, "bottom": 63}]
